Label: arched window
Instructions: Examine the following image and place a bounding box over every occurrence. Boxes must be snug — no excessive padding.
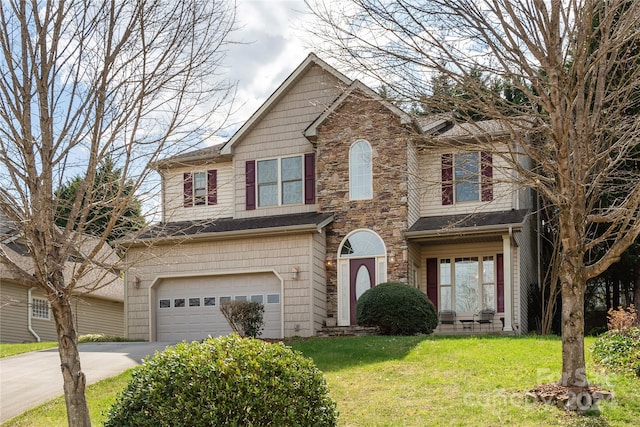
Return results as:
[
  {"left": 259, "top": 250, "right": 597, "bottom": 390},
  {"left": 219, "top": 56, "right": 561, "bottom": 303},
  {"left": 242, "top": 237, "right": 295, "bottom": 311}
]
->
[
  {"left": 338, "top": 230, "right": 386, "bottom": 258},
  {"left": 349, "top": 140, "right": 372, "bottom": 200}
]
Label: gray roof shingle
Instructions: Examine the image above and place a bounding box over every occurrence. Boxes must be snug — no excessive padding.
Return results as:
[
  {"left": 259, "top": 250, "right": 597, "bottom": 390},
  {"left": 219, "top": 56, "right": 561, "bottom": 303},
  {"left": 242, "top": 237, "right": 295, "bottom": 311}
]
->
[
  {"left": 134, "top": 212, "right": 334, "bottom": 240},
  {"left": 408, "top": 209, "right": 530, "bottom": 234}
]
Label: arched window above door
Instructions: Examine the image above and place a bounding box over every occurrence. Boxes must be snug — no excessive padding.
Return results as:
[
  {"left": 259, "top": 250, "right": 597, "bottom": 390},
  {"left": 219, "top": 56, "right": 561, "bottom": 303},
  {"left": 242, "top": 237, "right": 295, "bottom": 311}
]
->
[{"left": 339, "top": 229, "right": 385, "bottom": 258}]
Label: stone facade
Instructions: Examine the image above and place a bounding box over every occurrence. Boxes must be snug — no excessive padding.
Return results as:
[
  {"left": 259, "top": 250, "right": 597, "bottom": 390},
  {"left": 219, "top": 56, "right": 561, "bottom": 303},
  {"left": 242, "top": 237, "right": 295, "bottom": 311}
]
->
[{"left": 315, "top": 93, "right": 415, "bottom": 318}]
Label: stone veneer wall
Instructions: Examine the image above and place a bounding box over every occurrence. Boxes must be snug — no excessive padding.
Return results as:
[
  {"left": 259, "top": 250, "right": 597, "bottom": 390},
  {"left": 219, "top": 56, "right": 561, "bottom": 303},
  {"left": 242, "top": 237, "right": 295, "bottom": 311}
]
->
[{"left": 314, "top": 94, "right": 416, "bottom": 319}]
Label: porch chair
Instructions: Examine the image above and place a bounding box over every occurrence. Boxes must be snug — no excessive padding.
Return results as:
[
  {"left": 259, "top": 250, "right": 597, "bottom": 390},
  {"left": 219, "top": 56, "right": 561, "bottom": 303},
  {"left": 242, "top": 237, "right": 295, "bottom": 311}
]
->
[
  {"left": 438, "top": 310, "right": 457, "bottom": 331},
  {"left": 474, "top": 309, "right": 495, "bottom": 331}
]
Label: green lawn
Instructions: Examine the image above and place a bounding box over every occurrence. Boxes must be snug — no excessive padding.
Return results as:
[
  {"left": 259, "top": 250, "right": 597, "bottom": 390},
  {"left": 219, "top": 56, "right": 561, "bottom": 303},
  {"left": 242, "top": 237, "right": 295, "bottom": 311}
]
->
[
  {"left": 0, "top": 342, "right": 58, "bottom": 358},
  {"left": 4, "top": 336, "right": 639, "bottom": 426}
]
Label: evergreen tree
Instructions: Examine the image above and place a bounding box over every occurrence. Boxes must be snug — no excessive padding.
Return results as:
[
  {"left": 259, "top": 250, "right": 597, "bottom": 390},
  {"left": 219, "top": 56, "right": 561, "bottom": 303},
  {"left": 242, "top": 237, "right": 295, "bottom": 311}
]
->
[{"left": 55, "top": 157, "right": 146, "bottom": 242}]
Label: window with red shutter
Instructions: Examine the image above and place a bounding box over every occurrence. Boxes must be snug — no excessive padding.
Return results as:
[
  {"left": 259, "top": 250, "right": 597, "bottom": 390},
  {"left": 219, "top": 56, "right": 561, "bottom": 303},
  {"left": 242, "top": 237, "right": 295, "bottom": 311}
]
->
[
  {"left": 441, "top": 154, "right": 453, "bottom": 205},
  {"left": 207, "top": 169, "right": 217, "bottom": 205},
  {"left": 481, "top": 152, "right": 493, "bottom": 201},
  {"left": 304, "top": 152, "right": 315, "bottom": 204},
  {"left": 246, "top": 160, "right": 256, "bottom": 210},
  {"left": 183, "top": 172, "right": 193, "bottom": 207}
]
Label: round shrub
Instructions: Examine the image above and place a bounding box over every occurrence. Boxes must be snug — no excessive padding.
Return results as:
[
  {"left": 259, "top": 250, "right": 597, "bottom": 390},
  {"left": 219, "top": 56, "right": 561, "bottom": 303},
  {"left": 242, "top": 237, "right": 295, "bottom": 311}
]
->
[
  {"left": 105, "top": 334, "right": 338, "bottom": 427},
  {"left": 356, "top": 282, "right": 437, "bottom": 335}
]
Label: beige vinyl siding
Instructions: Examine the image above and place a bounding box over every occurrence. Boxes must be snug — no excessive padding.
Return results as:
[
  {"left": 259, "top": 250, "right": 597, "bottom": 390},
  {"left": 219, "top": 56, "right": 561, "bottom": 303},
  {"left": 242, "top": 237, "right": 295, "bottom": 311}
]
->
[
  {"left": 418, "top": 144, "right": 517, "bottom": 217},
  {"left": 511, "top": 244, "right": 521, "bottom": 332},
  {"left": 311, "top": 230, "right": 328, "bottom": 332},
  {"left": 73, "top": 296, "right": 124, "bottom": 337},
  {"left": 407, "top": 242, "right": 422, "bottom": 290},
  {"left": 25, "top": 288, "right": 58, "bottom": 342},
  {"left": 513, "top": 213, "right": 538, "bottom": 333},
  {"left": 1, "top": 281, "right": 124, "bottom": 343},
  {"left": 125, "top": 232, "right": 323, "bottom": 340},
  {"left": 407, "top": 139, "right": 421, "bottom": 228},
  {"left": 162, "top": 162, "right": 234, "bottom": 223},
  {"left": 0, "top": 281, "right": 37, "bottom": 343},
  {"left": 233, "top": 64, "right": 345, "bottom": 219}
]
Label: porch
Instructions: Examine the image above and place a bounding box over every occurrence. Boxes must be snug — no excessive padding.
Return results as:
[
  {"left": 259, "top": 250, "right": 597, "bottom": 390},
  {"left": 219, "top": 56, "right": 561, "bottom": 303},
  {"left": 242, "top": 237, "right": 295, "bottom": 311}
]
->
[{"left": 433, "top": 318, "right": 514, "bottom": 335}]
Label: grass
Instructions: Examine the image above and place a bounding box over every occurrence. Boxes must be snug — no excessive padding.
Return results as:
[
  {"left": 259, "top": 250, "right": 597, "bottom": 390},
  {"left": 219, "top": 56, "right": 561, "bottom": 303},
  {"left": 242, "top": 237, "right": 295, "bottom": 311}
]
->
[
  {"left": 3, "top": 335, "right": 639, "bottom": 426},
  {"left": 5, "top": 370, "right": 133, "bottom": 427},
  {"left": 0, "top": 341, "right": 58, "bottom": 358}
]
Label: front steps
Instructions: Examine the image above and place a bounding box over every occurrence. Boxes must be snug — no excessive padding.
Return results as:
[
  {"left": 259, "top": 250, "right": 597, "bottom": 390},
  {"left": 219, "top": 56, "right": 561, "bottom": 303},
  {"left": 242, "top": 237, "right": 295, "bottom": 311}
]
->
[{"left": 317, "top": 325, "right": 379, "bottom": 337}]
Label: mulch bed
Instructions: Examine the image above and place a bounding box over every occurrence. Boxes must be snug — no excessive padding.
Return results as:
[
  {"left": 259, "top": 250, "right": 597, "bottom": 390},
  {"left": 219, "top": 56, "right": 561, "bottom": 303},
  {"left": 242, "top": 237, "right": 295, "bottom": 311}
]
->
[{"left": 527, "top": 383, "right": 613, "bottom": 412}]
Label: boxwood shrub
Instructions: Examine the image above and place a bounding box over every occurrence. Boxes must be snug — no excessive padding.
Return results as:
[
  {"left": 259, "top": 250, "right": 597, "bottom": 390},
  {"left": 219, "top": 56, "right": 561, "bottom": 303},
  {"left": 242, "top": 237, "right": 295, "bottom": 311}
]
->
[
  {"left": 104, "top": 334, "right": 338, "bottom": 426},
  {"left": 356, "top": 282, "right": 437, "bottom": 335}
]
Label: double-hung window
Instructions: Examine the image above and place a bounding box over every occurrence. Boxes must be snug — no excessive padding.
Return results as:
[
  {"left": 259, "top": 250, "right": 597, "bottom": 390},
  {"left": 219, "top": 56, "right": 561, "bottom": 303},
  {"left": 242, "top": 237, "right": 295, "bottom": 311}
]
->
[
  {"left": 246, "top": 153, "right": 315, "bottom": 210},
  {"left": 442, "top": 152, "right": 493, "bottom": 205},
  {"left": 257, "top": 156, "right": 303, "bottom": 207},
  {"left": 454, "top": 152, "right": 480, "bottom": 202},
  {"left": 184, "top": 170, "right": 217, "bottom": 207}
]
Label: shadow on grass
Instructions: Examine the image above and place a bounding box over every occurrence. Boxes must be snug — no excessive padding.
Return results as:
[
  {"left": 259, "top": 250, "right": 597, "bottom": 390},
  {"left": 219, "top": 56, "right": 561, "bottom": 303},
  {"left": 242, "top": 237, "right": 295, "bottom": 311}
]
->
[
  {"left": 287, "top": 335, "right": 428, "bottom": 371},
  {"left": 287, "top": 334, "right": 561, "bottom": 372}
]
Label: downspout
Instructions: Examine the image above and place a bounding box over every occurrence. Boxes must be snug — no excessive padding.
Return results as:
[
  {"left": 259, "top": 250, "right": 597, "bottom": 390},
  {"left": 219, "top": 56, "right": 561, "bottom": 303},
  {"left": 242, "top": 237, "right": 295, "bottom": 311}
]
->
[{"left": 27, "top": 287, "right": 41, "bottom": 342}]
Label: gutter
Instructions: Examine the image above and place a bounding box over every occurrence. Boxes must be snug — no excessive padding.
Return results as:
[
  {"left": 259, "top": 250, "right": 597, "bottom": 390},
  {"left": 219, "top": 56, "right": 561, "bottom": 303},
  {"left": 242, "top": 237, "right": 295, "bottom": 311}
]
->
[
  {"left": 405, "top": 222, "right": 523, "bottom": 240},
  {"left": 27, "top": 287, "right": 40, "bottom": 342}
]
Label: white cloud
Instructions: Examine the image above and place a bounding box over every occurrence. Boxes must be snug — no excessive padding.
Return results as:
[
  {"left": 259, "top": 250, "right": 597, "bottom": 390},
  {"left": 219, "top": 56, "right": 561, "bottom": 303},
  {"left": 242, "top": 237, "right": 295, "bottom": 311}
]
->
[{"left": 219, "top": 0, "right": 311, "bottom": 134}]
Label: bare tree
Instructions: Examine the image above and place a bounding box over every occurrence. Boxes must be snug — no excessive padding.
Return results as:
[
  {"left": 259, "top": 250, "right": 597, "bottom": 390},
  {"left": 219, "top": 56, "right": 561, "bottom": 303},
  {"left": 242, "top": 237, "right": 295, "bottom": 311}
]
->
[
  {"left": 307, "top": 0, "right": 640, "bottom": 388},
  {"left": 0, "top": 0, "right": 236, "bottom": 425}
]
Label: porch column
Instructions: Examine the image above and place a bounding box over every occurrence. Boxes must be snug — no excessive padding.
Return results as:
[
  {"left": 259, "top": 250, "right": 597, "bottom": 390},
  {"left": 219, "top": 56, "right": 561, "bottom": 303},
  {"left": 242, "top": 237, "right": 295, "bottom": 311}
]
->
[{"left": 502, "top": 234, "right": 513, "bottom": 332}]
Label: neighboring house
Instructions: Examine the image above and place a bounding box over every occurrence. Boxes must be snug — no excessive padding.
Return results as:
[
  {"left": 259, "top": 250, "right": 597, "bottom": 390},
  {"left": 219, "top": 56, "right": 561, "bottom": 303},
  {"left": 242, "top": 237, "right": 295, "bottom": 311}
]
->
[
  {"left": 122, "top": 53, "right": 538, "bottom": 342},
  {"left": 0, "top": 216, "right": 124, "bottom": 343}
]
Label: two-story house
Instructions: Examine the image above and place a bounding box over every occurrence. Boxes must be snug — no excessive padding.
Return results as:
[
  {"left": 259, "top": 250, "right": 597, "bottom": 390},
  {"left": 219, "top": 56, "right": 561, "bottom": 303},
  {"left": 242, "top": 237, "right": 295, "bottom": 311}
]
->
[{"left": 122, "top": 53, "right": 537, "bottom": 341}]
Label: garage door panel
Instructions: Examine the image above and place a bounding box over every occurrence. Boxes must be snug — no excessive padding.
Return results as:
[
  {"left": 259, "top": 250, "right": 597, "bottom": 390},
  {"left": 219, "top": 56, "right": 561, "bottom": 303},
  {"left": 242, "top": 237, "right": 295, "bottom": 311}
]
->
[{"left": 156, "top": 273, "right": 281, "bottom": 342}]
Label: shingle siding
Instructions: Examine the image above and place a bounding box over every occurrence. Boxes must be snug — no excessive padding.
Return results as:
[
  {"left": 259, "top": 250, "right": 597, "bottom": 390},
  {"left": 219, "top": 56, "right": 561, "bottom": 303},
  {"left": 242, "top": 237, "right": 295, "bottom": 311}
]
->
[
  {"left": 125, "top": 233, "right": 324, "bottom": 340},
  {"left": 233, "top": 65, "right": 345, "bottom": 219}
]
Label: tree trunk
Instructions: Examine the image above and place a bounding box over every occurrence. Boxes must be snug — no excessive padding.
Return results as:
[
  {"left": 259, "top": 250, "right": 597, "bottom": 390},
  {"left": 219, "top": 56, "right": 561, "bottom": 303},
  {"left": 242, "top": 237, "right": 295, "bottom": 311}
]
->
[
  {"left": 51, "top": 294, "right": 91, "bottom": 427},
  {"left": 634, "top": 267, "right": 640, "bottom": 309},
  {"left": 559, "top": 257, "right": 588, "bottom": 387}
]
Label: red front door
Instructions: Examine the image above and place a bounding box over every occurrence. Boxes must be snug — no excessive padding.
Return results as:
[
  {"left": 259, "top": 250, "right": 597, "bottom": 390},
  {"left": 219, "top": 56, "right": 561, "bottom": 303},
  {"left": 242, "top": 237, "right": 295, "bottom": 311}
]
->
[{"left": 349, "top": 258, "right": 376, "bottom": 324}]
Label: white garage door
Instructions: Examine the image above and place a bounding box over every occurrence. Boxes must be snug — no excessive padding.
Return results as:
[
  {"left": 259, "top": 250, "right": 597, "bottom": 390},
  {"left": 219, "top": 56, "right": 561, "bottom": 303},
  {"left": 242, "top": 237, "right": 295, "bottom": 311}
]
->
[{"left": 156, "top": 273, "right": 281, "bottom": 342}]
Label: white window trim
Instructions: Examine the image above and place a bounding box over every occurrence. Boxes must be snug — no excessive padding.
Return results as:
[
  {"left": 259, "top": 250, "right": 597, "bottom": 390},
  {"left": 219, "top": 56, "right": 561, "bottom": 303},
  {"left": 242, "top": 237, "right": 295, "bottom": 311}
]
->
[
  {"left": 453, "top": 152, "right": 481, "bottom": 203},
  {"left": 256, "top": 155, "right": 304, "bottom": 207},
  {"left": 438, "top": 255, "right": 497, "bottom": 314},
  {"left": 349, "top": 140, "right": 373, "bottom": 200},
  {"left": 31, "top": 297, "right": 50, "bottom": 320}
]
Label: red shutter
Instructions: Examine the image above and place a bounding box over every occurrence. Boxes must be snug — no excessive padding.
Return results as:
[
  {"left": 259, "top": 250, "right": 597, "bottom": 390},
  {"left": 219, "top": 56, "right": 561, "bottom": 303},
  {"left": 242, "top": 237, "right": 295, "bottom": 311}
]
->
[
  {"left": 183, "top": 172, "right": 193, "bottom": 207},
  {"left": 481, "top": 152, "right": 493, "bottom": 201},
  {"left": 496, "top": 253, "right": 504, "bottom": 312},
  {"left": 207, "top": 169, "right": 217, "bottom": 205},
  {"left": 427, "top": 257, "right": 438, "bottom": 311},
  {"left": 304, "top": 153, "right": 315, "bottom": 205},
  {"left": 441, "top": 154, "right": 453, "bottom": 205},
  {"left": 245, "top": 160, "right": 256, "bottom": 210}
]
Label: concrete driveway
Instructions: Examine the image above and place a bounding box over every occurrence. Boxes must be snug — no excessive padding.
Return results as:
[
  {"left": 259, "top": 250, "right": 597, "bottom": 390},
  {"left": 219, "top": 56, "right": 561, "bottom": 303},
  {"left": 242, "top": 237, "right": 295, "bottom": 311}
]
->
[{"left": 0, "top": 341, "right": 173, "bottom": 423}]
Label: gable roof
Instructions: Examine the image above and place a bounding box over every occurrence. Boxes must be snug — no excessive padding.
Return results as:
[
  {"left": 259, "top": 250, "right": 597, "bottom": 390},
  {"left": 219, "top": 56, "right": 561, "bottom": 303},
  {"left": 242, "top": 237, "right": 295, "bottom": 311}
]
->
[
  {"left": 220, "top": 53, "right": 353, "bottom": 155},
  {"left": 151, "top": 143, "right": 230, "bottom": 170},
  {"left": 303, "top": 80, "right": 415, "bottom": 141}
]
